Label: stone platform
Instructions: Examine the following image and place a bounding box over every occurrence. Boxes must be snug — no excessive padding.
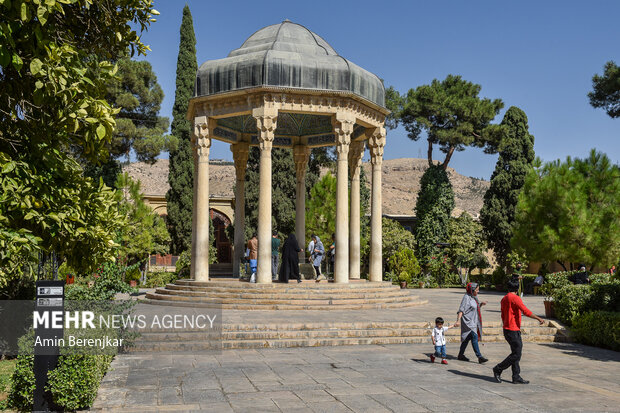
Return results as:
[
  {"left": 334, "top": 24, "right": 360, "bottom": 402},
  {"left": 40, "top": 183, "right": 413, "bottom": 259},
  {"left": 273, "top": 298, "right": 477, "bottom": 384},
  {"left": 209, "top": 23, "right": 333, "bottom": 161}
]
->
[
  {"left": 131, "top": 289, "right": 568, "bottom": 352},
  {"left": 144, "top": 279, "right": 426, "bottom": 310}
]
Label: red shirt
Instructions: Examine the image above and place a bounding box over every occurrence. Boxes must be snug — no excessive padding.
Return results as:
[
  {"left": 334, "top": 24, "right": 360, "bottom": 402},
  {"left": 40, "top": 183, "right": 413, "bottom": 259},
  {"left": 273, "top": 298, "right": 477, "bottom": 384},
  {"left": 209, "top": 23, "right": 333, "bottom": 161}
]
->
[{"left": 500, "top": 292, "right": 533, "bottom": 331}]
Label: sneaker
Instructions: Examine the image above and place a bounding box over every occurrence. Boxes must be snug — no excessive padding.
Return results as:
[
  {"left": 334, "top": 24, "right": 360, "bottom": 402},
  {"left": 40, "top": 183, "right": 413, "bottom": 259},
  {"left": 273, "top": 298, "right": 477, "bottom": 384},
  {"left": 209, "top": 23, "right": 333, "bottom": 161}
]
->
[
  {"left": 297, "top": 279, "right": 302, "bottom": 283},
  {"left": 457, "top": 355, "right": 470, "bottom": 362},
  {"left": 492, "top": 366, "right": 502, "bottom": 383},
  {"left": 478, "top": 356, "right": 488, "bottom": 364},
  {"left": 430, "top": 355, "right": 435, "bottom": 363},
  {"left": 441, "top": 359, "right": 448, "bottom": 365},
  {"left": 512, "top": 376, "right": 529, "bottom": 384}
]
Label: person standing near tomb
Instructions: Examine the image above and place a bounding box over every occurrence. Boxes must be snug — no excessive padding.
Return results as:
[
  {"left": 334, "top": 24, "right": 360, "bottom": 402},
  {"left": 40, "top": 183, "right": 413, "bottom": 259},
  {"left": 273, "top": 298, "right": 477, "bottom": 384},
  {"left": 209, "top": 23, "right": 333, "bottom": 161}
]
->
[
  {"left": 328, "top": 233, "right": 336, "bottom": 275},
  {"left": 455, "top": 282, "right": 488, "bottom": 363},
  {"left": 279, "top": 233, "right": 303, "bottom": 283},
  {"left": 271, "top": 230, "right": 280, "bottom": 281},
  {"left": 247, "top": 233, "right": 258, "bottom": 282},
  {"left": 310, "top": 234, "right": 325, "bottom": 281},
  {"left": 493, "top": 279, "right": 545, "bottom": 384}
]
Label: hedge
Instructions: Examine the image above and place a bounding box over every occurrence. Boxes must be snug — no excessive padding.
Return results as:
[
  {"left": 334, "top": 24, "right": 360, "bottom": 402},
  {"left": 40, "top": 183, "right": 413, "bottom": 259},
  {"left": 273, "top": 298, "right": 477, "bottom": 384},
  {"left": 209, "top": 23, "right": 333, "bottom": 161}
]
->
[
  {"left": 572, "top": 311, "right": 620, "bottom": 352},
  {"left": 553, "top": 282, "right": 620, "bottom": 325}
]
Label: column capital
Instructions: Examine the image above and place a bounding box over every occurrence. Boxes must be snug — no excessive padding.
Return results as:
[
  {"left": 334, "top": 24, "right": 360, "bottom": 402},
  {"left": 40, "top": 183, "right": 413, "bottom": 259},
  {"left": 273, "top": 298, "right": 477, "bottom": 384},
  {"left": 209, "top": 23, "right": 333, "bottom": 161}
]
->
[
  {"left": 368, "top": 127, "right": 386, "bottom": 165},
  {"left": 193, "top": 116, "right": 214, "bottom": 160},
  {"left": 231, "top": 142, "right": 250, "bottom": 181},
  {"left": 293, "top": 145, "right": 311, "bottom": 181},
  {"left": 252, "top": 107, "right": 278, "bottom": 150},
  {"left": 332, "top": 112, "right": 355, "bottom": 157},
  {"left": 348, "top": 140, "right": 365, "bottom": 180}
]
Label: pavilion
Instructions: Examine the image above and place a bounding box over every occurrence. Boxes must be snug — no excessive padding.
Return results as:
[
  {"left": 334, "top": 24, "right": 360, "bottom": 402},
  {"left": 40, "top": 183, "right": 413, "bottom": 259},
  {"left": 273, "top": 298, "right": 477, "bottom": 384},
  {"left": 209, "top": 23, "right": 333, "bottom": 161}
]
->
[{"left": 187, "top": 21, "right": 389, "bottom": 284}]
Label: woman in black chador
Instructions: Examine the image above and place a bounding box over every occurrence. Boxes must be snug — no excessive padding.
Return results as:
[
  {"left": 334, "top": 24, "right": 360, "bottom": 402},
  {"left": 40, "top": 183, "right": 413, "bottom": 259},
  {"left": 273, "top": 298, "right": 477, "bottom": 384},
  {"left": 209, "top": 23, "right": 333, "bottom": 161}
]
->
[{"left": 279, "top": 233, "right": 303, "bottom": 283}]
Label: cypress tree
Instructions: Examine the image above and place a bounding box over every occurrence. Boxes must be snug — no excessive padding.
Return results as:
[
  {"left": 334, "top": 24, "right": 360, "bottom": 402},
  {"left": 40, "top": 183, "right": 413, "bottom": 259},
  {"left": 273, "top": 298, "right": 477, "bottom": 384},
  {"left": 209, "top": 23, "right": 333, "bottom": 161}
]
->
[
  {"left": 480, "top": 106, "right": 535, "bottom": 268},
  {"left": 166, "top": 5, "right": 197, "bottom": 254},
  {"left": 414, "top": 165, "right": 455, "bottom": 265}
]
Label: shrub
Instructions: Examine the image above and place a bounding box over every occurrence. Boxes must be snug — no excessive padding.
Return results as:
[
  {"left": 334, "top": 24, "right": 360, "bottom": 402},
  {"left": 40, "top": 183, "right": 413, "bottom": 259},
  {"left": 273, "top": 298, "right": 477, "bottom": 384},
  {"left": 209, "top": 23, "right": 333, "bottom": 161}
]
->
[
  {"left": 125, "top": 265, "right": 142, "bottom": 283},
  {"left": 145, "top": 271, "right": 178, "bottom": 288},
  {"left": 427, "top": 255, "right": 451, "bottom": 286},
  {"left": 176, "top": 250, "right": 191, "bottom": 279},
  {"left": 388, "top": 248, "right": 420, "bottom": 280},
  {"left": 572, "top": 311, "right": 620, "bottom": 352},
  {"left": 552, "top": 282, "right": 620, "bottom": 325},
  {"left": 6, "top": 355, "right": 34, "bottom": 409},
  {"left": 47, "top": 355, "right": 114, "bottom": 411},
  {"left": 553, "top": 285, "right": 593, "bottom": 325},
  {"left": 382, "top": 218, "right": 416, "bottom": 262}
]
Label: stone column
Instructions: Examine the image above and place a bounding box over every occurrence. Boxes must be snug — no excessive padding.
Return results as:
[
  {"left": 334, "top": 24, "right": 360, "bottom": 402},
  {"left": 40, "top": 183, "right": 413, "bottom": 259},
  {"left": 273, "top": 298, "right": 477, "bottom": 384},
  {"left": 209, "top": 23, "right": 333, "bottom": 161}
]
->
[
  {"left": 332, "top": 112, "right": 354, "bottom": 283},
  {"left": 368, "top": 128, "right": 386, "bottom": 282},
  {"left": 231, "top": 142, "right": 249, "bottom": 277},
  {"left": 293, "top": 145, "right": 310, "bottom": 261},
  {"left": 192, "top": 116, "right": 214, "bottom": 282},
  {"left": 190, "top": 142, "right": 198, "bottom": 279},
  {"left": 253, "top": 107, "right": 278, "bottom": 284},
  {"left": 348, "top": 140, "right": 365, "bottom": 280}
]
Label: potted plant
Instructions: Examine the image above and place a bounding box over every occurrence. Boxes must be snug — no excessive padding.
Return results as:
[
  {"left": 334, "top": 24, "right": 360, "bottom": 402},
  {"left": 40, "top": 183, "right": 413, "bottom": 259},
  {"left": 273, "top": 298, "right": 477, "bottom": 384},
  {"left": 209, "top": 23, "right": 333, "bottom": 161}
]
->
[
  {"left": 540, "top": 283, "right": 555, "bottom": 318},
  {"left": 398, "top": 271, "right": 411, "bottom": 289}
]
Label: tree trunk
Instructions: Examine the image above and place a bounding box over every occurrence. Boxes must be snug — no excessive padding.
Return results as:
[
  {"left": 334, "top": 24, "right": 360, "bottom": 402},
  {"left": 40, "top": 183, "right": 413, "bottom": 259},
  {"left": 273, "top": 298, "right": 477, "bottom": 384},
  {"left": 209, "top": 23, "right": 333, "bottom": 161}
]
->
[
  {"left": 442, "top": 146, "right": 455, "bottom": 170},
  {"left": 557, "top": 260, "right": 567, "bottom": 271},
  {"left": 427, "top": 139, "right": 433, "bottom": 167}
]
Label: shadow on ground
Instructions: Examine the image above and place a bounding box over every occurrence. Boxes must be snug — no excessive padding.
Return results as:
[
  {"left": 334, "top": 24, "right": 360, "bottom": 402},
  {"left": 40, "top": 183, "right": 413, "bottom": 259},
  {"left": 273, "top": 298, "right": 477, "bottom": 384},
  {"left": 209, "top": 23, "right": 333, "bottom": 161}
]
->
[
  {"left": 447, "top": 369, "right": 498, "bottom": 383},
  {"left": 539, "top": 342, "right": 620, "bottom": 362}
]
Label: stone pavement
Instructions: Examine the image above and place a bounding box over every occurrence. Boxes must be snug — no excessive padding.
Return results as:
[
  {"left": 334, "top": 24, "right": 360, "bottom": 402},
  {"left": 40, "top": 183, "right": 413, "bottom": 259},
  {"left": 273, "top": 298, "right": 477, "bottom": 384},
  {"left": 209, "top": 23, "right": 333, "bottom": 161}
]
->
[{"left": 92, "top": 340, "right": 620, "bottom": 412}]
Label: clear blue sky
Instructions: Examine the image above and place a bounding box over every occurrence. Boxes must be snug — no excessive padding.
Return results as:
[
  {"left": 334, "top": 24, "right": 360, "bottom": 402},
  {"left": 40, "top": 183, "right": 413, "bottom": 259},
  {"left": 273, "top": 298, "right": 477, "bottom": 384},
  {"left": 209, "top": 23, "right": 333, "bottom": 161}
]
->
[{"left": 137, "top": 0, "right": 619, "bottom": 179}]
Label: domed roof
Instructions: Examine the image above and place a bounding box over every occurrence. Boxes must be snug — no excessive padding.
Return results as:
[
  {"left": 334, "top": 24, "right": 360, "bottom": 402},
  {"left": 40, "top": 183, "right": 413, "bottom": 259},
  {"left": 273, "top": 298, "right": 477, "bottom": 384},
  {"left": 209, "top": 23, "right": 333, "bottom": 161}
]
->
[{"left": 195, "top": 21, "right": 385, "bottom": 107}]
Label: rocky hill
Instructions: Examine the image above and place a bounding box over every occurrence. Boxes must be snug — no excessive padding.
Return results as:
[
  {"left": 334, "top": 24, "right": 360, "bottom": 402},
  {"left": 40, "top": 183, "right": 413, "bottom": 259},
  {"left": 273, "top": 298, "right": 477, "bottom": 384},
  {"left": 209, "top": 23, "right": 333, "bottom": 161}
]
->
[{"left": 125, "top": 158, "right": 489, "bottom": 217}]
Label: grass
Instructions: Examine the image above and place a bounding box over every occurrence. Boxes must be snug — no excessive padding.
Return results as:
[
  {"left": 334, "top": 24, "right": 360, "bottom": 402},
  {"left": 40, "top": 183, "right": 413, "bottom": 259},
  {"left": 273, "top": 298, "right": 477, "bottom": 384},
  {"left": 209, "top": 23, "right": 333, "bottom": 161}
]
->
[{"left": 0, "top": 358, "right": 15, "bottom": 408}]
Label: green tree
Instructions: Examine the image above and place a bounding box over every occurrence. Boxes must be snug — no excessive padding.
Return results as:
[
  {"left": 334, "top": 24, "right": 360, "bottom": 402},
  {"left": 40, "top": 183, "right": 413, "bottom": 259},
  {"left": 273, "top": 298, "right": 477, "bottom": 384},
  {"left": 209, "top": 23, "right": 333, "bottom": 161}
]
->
[
  {"left": 512, "top": 150, "right": 620, "bottom": 269},
  {"left": 448, "top": 212, "right": 488, "bottom": 284},
  {"left": 106, "top": 57, "right": 176, "bottom": 164},
  {"left": 114, "top": 173, "right": 169, "bottom": 266},
  {"left": 414, "top": 165, "right": 455, "bottom": 265},
  {"left": 382, "top": 217, "right": 416, "bottom": 262},
  {"left": 167, "top": 5, "right": 197, "bottom": 254},
  {"left": 588, "top": 61, "right": 620, "bottom": 118},
  {"left": 305, "top": 172, "right": 337, "bottom": 245},
  {"left": 391, "top": 75, "right": 504, "bottom": 169},
  {"left": 0, "top": 0, "right": 157, "bottom": 284},
  {"left": 480, "top": 107, "right": 535, "bottom": 268}
]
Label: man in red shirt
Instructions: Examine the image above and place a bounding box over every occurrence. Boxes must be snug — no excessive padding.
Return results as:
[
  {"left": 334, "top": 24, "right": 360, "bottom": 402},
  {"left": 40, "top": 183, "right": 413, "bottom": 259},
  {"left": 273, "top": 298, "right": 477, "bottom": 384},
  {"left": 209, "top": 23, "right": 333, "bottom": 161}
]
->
[{"left": 493, "top": 280, "right": 544, "bottom": 384}]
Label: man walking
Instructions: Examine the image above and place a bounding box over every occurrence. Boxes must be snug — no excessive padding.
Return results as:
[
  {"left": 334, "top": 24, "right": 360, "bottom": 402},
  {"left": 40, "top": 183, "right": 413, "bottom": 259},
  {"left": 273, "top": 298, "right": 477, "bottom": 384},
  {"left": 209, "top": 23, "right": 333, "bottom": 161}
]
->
[
  {"left": 271, "top": 230, "right": 280, "bottom": 281},
  {"left": 493, "top": 280, "right": 545, "bottom": 384}
]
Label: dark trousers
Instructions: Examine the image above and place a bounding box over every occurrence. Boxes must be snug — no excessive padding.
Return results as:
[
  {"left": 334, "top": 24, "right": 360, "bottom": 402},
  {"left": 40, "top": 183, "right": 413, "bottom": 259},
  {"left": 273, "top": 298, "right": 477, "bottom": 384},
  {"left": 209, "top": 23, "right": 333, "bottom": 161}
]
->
[
  {"left": 496, "top": 329, "right": 523, "bottom": 379},
  {"left": 458, "top": 330, "right": 482, "bottom": 358}
]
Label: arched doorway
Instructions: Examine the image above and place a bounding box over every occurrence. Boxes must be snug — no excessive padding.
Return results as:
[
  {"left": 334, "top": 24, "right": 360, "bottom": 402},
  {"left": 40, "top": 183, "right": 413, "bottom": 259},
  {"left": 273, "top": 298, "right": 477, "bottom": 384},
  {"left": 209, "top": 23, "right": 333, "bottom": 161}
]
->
[{"left": 210, "top": 209, "right": 232, "bottom": 263}]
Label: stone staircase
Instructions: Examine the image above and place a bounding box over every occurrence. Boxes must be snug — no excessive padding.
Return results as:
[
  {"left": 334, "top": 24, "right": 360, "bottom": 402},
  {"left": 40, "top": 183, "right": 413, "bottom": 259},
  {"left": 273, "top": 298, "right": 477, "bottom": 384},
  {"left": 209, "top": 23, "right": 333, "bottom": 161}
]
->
[
  {"left": 127, "top": 320, "right": 569, "bottom": 352},
  {"left": 144, "top": 279, "right": 426, "bottom": 310}
]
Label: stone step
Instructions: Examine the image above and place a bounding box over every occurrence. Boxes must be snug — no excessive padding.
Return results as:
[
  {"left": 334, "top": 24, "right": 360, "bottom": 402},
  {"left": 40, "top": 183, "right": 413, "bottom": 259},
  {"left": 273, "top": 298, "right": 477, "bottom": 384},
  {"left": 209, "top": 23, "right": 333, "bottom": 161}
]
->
[
  {"left": 135, "top": 326, "right": 560, "bottom": 342},
  {"left": 152, "top": 289, "right": 417, "bottom": 305},
  {"left": 127, "top": 334, "right": 565, "bottom": 352},
  {"left": 143, "top": 295, "right": 427, "bottom": 310},
  {"left": 162, "top": 284, "right": 412, "bottom": 298},
  {"left": 134, "top": 319, "right": 546, "bottom": 333},
  {"left": 173, "top": 279, "right": 398, "bottom": 289},
  {"left": 164, "top": 285, "right": 403, "bottom": 295}
]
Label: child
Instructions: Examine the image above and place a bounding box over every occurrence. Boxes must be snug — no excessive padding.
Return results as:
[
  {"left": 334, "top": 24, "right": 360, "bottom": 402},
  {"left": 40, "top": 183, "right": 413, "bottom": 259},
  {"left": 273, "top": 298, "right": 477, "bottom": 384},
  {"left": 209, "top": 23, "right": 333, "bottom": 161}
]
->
[{"left": 430, "top": 317, "right": 457, "bottom": 365}]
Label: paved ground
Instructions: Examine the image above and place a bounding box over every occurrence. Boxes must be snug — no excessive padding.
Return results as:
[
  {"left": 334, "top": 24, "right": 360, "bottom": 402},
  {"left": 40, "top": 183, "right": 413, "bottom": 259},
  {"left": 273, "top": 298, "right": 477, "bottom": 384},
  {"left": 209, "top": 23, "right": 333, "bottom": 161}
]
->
[
  {"left": 90, "top": 289, "right": 620, "bottom": 412},
  {"left": 92, "top": 341, "right": 620, "bottom": 412}
]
